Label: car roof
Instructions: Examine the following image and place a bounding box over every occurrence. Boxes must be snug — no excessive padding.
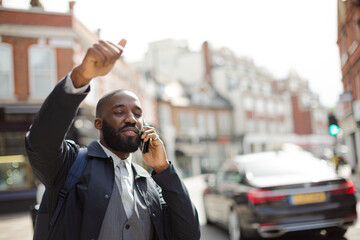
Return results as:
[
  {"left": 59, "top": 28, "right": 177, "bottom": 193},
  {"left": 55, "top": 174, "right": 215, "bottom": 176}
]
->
[
  {"left": 232, "top": 150, "right": 316, "bottom": 164},
  {"left": 223, "top": 150, "right": 339, "bottom": 186}
]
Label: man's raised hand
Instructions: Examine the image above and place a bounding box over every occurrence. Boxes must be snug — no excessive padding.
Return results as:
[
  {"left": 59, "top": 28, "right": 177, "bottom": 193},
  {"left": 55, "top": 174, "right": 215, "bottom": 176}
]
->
[{"left": 71, "top": 39, "right": 127, "bottom": 88}]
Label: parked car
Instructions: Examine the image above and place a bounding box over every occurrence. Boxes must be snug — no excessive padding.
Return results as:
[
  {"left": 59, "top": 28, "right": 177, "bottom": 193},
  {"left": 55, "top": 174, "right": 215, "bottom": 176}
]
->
[{"left": 203, "top": 149, "right": 357, "bottom": 240}]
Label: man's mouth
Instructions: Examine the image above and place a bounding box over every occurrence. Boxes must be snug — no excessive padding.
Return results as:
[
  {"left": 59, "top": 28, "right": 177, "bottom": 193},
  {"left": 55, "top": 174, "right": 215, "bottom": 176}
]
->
[{"left": 120, "top": 127, "right": 139, "bottom": 137}]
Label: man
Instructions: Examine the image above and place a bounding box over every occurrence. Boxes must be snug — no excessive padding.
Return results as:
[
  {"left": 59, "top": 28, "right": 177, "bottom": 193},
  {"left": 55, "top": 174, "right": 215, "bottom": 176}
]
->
[{"left": 25, "top": 39, "right": 200, "bottom": 240}]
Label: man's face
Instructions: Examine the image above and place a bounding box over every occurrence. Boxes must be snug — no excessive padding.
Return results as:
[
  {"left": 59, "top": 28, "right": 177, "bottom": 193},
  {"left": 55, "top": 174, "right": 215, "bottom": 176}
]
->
[{"left": 98, "top": 91, "right": 143, "bottom": 153}]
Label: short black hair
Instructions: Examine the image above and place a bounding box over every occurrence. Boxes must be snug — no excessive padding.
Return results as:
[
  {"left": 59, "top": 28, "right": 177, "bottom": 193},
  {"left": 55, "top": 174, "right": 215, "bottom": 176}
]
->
[{"left": 96, "top": 89, "right": 125, "bottom": 118}]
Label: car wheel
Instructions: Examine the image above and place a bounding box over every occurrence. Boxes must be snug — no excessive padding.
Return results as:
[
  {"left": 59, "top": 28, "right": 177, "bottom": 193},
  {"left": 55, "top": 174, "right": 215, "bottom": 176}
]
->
[
  {"left": 228, "top": 209, "right": 241, "bottom": 240},
  {"left": 326, "top": 227, "right": 347, "bottom": 238}
]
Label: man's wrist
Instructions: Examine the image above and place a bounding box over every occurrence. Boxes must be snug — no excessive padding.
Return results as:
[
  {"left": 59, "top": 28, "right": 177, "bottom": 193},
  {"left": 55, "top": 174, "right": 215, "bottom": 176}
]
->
[
  {"left": 71, "top": 66, "right": 92, "bottom": 88},
  {"left": 153, "top": 162, "right": 170, "bottom": 174}
]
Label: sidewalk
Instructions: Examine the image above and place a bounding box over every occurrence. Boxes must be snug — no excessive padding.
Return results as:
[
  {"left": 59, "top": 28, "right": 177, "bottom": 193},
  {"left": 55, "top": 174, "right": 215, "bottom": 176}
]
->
[
  {"left": 350, "top": 170, "right": 360, "bottom": 201},
  {"left": 0, "top": 211, "right": 33, "bottom": 240}
]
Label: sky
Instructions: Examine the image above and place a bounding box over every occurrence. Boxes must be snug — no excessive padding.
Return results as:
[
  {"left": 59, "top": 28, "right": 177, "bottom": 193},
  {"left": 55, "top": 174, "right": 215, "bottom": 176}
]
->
[{"left": 4, "top": 0, "right": 342, "bottom": 108}]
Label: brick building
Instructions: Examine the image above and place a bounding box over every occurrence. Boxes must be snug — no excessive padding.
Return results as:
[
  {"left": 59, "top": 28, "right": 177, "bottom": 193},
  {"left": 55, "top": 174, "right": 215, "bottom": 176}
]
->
[
  {"left": 0, "top": 2, "right": 157, "bottom": 212},
  {"left": 337, "top": 0, "right": 360, "bottom": 172}
]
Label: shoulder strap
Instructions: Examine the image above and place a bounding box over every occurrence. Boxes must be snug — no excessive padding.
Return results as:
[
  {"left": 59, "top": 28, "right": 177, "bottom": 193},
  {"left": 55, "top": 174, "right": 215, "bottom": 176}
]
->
[{"left": 49, "top": 148, "right": 88, "bottom": 226}]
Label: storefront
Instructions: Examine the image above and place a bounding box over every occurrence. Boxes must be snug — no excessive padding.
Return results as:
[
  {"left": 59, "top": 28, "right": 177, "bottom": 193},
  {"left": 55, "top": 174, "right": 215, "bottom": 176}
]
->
[
  {"left": 0, "top": 106, "right": 39, "bottom": 213},
  {"left": 0, "top": 105, "right": 85, "bottom": 213}
]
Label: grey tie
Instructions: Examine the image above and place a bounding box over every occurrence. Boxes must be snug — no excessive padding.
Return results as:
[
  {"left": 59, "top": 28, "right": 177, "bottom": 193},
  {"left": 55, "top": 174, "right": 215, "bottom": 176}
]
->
[{"left": 116, "top": 161, "right": 134, "bottom": 218}]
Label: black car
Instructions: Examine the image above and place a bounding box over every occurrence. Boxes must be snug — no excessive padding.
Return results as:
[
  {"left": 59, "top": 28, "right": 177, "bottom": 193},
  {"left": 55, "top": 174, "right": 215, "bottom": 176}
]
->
[{"left": 203, "top": 150, "right": 357, "bottom": 240}]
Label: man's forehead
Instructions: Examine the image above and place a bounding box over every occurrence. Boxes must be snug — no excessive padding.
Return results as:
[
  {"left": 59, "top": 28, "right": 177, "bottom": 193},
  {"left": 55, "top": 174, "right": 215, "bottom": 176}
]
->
[{"left": 108, "top": 91, "right": 141, "bottom": 107}]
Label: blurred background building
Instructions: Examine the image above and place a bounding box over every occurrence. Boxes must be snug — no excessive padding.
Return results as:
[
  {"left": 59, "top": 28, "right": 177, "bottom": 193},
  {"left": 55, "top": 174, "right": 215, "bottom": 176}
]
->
[
  {"left": 131, "top": 39, "right": 333, "bottom": 177},
  {"left": 336, "top": 0, "right": 360, "bottom": 173}
]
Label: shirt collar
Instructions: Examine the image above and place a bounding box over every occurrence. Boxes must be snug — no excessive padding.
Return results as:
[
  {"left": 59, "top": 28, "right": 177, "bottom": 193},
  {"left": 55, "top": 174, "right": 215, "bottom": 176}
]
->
[{"left": 97, "top": 141, "right": 132, "bottom": 172}]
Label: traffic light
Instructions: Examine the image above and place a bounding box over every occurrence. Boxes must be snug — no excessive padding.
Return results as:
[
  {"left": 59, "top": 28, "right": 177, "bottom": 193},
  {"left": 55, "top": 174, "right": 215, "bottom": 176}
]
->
[{"left": 328, "top": 114, "right": 339, "bottom": 136}]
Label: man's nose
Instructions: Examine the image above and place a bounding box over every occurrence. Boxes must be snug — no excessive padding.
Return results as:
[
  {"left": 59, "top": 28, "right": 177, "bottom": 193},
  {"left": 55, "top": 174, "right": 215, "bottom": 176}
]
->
[{"left": 124, "top": 113, "right": 137, "bottom": 123}]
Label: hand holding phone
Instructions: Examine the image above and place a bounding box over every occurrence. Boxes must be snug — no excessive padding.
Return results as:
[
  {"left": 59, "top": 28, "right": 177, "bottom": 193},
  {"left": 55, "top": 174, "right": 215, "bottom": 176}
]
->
[{"left": 139, "top": 120, "right": 169, "bottom": 173}]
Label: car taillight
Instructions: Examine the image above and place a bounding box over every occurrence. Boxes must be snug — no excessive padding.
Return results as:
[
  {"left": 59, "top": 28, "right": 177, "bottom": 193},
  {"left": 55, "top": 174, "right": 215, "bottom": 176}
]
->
[
  {"left": 330, "top": 180, "right": 355, "bottom": 195},
  {"left": 204, "top": 188, "right": 211, "bottom": 195},
  {"left": 247, "top": 189, "right": 285, "bottom": 204}
]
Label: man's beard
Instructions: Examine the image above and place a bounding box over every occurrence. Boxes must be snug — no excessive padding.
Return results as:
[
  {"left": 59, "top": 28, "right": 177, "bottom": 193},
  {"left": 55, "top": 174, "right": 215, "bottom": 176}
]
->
[{"left": 102, "top": 119, "right": 141, "bottom": 153}]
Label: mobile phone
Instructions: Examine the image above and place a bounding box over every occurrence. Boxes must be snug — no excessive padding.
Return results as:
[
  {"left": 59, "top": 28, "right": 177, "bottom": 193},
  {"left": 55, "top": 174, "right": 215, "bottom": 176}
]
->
[
  {"left": 140, "top": 137, "right": 150, "bottom": 153},
  {"left": 140, "top": 119, "right": 150, "bottom": 153}
]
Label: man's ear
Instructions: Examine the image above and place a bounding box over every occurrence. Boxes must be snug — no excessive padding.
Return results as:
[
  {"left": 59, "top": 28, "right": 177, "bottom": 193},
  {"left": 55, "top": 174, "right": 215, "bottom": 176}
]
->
[{"left": 94, "top": 118, "right": 102, "bottom": 130}]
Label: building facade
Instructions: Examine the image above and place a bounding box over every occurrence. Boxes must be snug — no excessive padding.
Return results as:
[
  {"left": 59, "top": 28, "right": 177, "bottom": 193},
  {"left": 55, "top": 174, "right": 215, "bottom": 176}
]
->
[
  {"left": 337, "top": 0, "right": 360, "bottom": 172},
  {"left": 208, "top": 44, "right": 331, "bottom": 157},
  {"left": 132, "top": 38, "right": 332, "bottom": 176}
]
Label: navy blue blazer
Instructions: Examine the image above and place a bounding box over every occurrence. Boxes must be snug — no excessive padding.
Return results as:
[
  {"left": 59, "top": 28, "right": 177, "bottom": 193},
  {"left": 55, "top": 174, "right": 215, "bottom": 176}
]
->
[{"left": 25, "top": 78, "right": 200, "bottom": 240}]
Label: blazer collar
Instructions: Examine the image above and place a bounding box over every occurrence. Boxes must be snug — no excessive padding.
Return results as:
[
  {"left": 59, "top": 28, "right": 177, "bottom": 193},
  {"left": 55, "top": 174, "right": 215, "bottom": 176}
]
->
[{"left": 87, "top": 140, "right": 108, "bottom": 159}]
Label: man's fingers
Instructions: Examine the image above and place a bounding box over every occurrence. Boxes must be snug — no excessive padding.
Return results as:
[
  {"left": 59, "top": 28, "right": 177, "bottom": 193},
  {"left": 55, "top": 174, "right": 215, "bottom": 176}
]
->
[
  {"left": 95, "top": 40, "right": 126, "bottom": 65},
  {"left": 106, "top": 41, "right": 123, "bottom": 55},
  {"left": 96, "top": 41, "right": 119, "bottom": 65},
  {"left": 118, "top": 39, "right": 127, "bottom": 51},
  {"left": 106, "top": 41, "right": 125, "bottom": 63},
  {"left": 87, "top": 46, "right": 106, "bottom": 65}
]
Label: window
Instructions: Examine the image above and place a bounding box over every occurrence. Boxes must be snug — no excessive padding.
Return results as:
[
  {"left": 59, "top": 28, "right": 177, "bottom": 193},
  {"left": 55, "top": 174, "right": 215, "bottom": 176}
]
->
[
  {"left": 243, "top": 95, "right": 253, "bottom": 111},
  {"left": 256, "top": 99, "right": 264, "bottom": 114},
  {"left": 207, "top": 112, "right": 216, "bottom": 137},
  {"left": 0, "top": 132, "right": 35, "bottom": 191},
  {"left": 215, "top": 170, "right": 225, "bottom": 184},
  {"left": 301, "top": 94, "right": 311, "bottom": 108},
  {"left": 224, "top": 170, "right": 243, "bottom": 183},
  {"left": 246, "top": 120, "right": 255, "bottom": 132},
  {"left": 276, "top": 101, "right": 285, "bottom": 115},
  {"left": 240, "top": 77, "right": 249, "bottom": 91},
  {"left": 251, "top": 81, "right": 260, "bottom": 94},
  {"left": 159, "top": 104, "right": 172, "bottom": 128},
  {"left": 0, "top": 43, "right": 14, "bottom": 98},
  {"left": 179, "top": 110, "right": 194, "bottom": 133},
  {"left": 267, "top": 101, "right": 274, "bottom": 115},
  {"left": 197, "top": 112, "right": 207, "bottom": 137},
  {"left": 262, "top": 82, "right": 271, "bottom": 96},
  {"left": 29, "top": 46, "right": 57, "bottom": 98},
  {"left": 258, "top": 120, "right": 267, "bottom": 133},
  {"left": 217, "top": 112, "right": 231, "bottom": 135},
  {"left": 227, "top": 75, "right": 239, "bottom": 90}
]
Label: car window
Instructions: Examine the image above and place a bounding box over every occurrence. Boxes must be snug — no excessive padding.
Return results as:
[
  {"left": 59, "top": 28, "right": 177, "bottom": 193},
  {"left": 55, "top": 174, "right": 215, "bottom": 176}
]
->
[
  {"left": 224, "top": 170, "right": 243, "bottom": 183},
  {"left": 215, "top": 170, "right": 225, "bottom": 184}
]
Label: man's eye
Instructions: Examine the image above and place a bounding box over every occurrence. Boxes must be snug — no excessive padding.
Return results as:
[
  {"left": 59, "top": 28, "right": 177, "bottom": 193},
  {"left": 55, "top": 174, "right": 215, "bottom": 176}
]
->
[
  {"left": 114, "top": 112, "right": 124, "bottom": 115},
  {"left": 134, "top": 113, "right": 142, "bottom": 118}
]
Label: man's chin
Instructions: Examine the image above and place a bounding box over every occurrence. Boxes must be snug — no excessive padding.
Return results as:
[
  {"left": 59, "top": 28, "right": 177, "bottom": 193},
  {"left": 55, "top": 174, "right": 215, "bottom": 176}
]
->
[{"left": 115, "top": 138, "right": 140, "bottom": 153}]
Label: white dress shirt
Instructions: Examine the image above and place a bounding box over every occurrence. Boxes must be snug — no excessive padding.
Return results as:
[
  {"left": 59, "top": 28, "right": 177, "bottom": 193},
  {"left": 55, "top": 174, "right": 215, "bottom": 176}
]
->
[
  {"left": 98, "top": 141, "right": 134, "bottom": 218},
  {"left": 63, "top": 73, "right": 90, "bottom": 94}
]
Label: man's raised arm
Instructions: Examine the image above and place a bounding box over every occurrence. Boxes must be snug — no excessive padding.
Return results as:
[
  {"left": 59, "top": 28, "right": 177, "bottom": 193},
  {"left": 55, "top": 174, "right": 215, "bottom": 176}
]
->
[{"left": 25, "top": 40, "right": 127, "bottom": 186}]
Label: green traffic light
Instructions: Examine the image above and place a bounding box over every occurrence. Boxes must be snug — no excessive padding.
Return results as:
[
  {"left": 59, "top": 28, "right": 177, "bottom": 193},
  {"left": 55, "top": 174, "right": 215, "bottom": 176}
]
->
[{"left": 329, "top": 124, "right": 339, "bottom": 136}]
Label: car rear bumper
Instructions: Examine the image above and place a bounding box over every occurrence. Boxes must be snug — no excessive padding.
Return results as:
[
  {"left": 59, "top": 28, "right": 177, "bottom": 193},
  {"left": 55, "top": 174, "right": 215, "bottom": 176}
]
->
[{"left": 252, "top": 216, "right": 357, "bottom": 238}]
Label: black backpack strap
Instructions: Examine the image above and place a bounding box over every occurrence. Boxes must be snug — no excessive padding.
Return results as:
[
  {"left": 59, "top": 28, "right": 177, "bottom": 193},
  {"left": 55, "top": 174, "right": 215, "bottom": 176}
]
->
[{"left": 49, "top": 148, "right": 88, "bottom": 226}]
